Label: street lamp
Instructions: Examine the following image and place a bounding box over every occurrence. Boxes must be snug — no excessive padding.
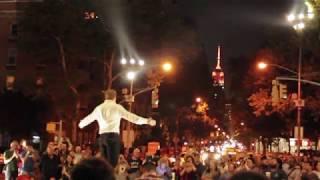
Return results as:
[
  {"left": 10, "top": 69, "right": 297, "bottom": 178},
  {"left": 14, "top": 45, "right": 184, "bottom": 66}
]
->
[
  {"left": 196, "top": 97, "right": 202, "bottom": 103},
  {"left": 287, "top": 10, "right": 314, "bottom": 157},
  {"left": 257, "top": 60, "right": 303, "bottom": 155},
  {"left": 162, "top": 62, "right": 173, "bottom": 72},
  {"left": 257, "top": 62, "right": 298, "bottom": 75},
  {"left": 126, "top": 71, "right": 136, "bottom": 81}
]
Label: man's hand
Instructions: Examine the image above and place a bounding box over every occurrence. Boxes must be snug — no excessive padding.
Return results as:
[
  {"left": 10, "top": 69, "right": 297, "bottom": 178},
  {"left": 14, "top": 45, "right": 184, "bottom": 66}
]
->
[
  {"left": 78, "top": 122, "right": 84, "bottom": 129},
  {"left": 148, "top": 118, "right": 156, "bottom": 126}
]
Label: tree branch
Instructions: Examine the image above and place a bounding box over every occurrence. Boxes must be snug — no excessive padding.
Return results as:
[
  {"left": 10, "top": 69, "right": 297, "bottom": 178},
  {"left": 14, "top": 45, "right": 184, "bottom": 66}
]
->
[{"left": 53, "top": 36, "right": 79, "bottom": 97}]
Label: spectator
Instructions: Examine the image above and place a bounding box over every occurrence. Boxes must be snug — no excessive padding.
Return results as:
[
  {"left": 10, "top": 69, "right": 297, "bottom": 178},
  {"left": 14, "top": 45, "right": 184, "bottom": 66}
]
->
[
  {"left": 40, "top": 142, "right": 60, "bottom": 180},
  {"left": 73, "top": 146, "right": 83, "bottom": 165},
  {"left": 301, "top": 161, "right": 316, "bottom": 180},
  {"left": 128, "top": 148, "right": 142, "bottom": 180},
  {"left": 4, "top": 140, "right": 20, "bottom": 180},
  {"left": 230, "top": 171, "right": 268, "bottom": 180},
  {"left": 201, "top": 159, "right": 220, "bottom": 180},
  {"left": 21, "top": 143, "right": 39, "bottom": 177},
  {"left": 219, "top": 163, "right": 236, "bottom": 180},
  {"left": 114, "top": 155, "right": 129, "bottom": 180},
  {"left": 62, "top": 154, "right": 74, "bottom": 180},
  {"left": 287, "top": 160, "right": 302, "bottom": 180},
  {"left": 270, "top": 158, "right": 287, "bottom": 180},
  {"left": 156, "top": 156, "right": 172, "bottom": 180},
  {"left": 137, "top": 162, "right": 162, "bottom": 180},
  {"left": 180, "top": 155, "right": 198, "bottom": 180},
  {"left": 71, "top": 158, "right": 115, "bottom": 180},
  {"left": 193, "top": 153, "right": 206, "bottom": 178},
  {"left": 312, "top": 161, "right": 320, "bottom": 179}
]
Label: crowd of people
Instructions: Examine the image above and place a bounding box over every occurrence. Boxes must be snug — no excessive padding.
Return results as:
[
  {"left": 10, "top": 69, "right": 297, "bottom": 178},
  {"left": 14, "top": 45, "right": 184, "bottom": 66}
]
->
[{"left": 1, "top": 139, "right": 320, "bottom": 180}]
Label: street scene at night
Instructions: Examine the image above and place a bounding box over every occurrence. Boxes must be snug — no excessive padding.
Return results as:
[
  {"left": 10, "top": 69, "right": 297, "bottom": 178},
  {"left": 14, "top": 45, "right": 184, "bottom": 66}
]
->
[{"left": 1, "top": 0, "right": 320, "bottom": 179}]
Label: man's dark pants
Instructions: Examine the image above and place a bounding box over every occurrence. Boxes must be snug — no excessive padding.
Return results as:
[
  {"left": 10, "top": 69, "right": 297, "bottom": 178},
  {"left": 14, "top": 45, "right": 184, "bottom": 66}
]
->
[{"left": 98, "top": 133, "right": 121, "bottom": 167}]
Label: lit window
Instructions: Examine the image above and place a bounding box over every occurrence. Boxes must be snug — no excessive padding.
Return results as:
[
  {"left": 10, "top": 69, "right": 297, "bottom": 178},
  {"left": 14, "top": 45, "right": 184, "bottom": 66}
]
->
[
  {"left": 6, "top": 75, "right": 15, "bottom": 90},
  {"left": 36, "top": 77, "right": 44, "bottom": 86}
]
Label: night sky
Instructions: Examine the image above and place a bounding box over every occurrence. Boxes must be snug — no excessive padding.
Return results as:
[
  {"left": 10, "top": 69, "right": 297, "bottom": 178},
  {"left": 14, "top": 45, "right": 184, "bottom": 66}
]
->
[
  {"left": 180, "top": 0, "right": 291, "bottom": 66},
  {"left": 162, "top": 0, "right": 293, "bottom": 102}
]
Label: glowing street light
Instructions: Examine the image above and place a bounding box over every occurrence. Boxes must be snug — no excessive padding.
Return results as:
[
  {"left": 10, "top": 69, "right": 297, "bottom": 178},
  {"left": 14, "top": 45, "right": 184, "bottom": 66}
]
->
[
  {"left": 120, "top": 58, "right": 127, "bottom": 65},
  {"left": 126, "top": 71, "right": 136, "bottom": 81},
  {"left": 138, "top": 59, "right": 145, "bottom": 66},
  {"left": 287, "top": 14, "right": 295, "bottom": 22},
  {"left": 214, "top": 125, "right": 218, "bottom": 128},
  {"left": 240, "top": 122, "right": 245, "bottom": 126},
  {"left": 196, "top": 97, "right": 202, "bottom": 103},
  {"left": 298, "top": 13, "right": 304, "bottom": 20},
  {"left": 307, "top": 13, "right": 314, "bottom": 19},
  {"left": 129, "top": 58, "right": 136, "bottom": 65},
  {"left": 257, "top": 62, "right": 268, "bottom": 70},
  {"left": 257, "top": 62, "right": 298, "bottom": 75},
  {"left": 294, "top": 22, "right": 305, "bottom": 30},
  {"left": 162, "top": 62, "right": 172, "bottom": 72}
]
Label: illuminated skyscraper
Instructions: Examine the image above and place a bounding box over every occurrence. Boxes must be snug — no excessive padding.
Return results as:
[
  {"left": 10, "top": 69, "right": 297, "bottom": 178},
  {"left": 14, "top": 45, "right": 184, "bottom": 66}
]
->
[
  {"left": 211, "top": 46, "right": 226, "bottom": 125},
  {"left": 212, "top": 45, "right": 225, "bottom": 100}
]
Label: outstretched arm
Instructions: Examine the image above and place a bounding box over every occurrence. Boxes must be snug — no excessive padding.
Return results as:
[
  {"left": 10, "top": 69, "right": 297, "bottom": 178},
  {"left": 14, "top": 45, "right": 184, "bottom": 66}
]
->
[
  {"left": 119, "top": 106, "right": 156, "bottom": 126},
  {"left": 78, "top": 108, "right": 98, "bottom": 129}
]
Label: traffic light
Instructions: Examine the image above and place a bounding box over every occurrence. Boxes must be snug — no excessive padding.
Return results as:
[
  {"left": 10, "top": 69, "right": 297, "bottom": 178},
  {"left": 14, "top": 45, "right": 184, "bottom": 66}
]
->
[
  {"left": 151, "top": 87, "right": 159, "bottom": 109},
  {"left": 271, "top": 80, "right": 279, "bottom": 106},
  {"left": 279, "top": 83, "right": 287, "bottom": 99}
]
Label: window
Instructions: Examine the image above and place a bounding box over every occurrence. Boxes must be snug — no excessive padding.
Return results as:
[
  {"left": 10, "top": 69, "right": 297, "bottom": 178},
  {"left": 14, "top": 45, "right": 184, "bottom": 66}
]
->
[
  {"left": 11, "top": 24, "right": 18, "bottom": 36},
  {"left": 8, "top": 48, "right": 17, "bottom": 65},
  {"left": 6, "top": 75, "right": 15, "bottom": 90},
  {"left": 36, "top": 77, "right": 44, "bottom": 86}
]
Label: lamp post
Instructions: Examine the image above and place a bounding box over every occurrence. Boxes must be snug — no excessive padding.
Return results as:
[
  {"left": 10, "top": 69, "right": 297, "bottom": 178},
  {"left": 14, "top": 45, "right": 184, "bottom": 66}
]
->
[
  {"left": 256, "top": 8, "right": 314, "bottom": 156},
  {"left": 120, "top": 57, "right": 144, "bottom": 148},
  {"left": 258, "top": 61, "right": 303, "bottom": 155},
  {"left": 120, "top": 58, "right": 173, "bottom": 147},
  {"left": 287, "top": 10, "right": 314, "bottom": 156}
]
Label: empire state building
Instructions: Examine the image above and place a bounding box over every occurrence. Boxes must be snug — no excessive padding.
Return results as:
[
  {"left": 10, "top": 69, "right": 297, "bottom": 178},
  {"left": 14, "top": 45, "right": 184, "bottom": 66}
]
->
[{"left": 212, "top": 46, "right": 225, "bottom": 100}]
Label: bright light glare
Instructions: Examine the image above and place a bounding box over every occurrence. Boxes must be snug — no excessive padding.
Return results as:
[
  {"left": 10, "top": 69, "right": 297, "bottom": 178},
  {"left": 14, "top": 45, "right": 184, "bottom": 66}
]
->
[
  {"left": 129, "top": 58, "right": 136, "bottom": 65},
  {"left": 214, "top": 125, "right": 218, "bottom": 128},
  {"left": 120, "top": 58, "right": 127, "bottom": 65},
  {"left": 214, "top": 153, "right": 221, "bottom": 160},
  {"left": 209, "top": 145, "right": 215, "bottom": 152},
  {"left": 296, "top": 22, "right": 305, "bottom": 30},
  {"left": 138, "top": 60, "right": 145, "bottom": 66},
  {"left": 241, "top": 122, "right": 245, "bottom": 126},
  {"left": 257, "top": 62, "right": 268, "bottom": 69},
  {"left": 308, "top": 13, "right": 314, "bottom": 19},
  {"left": 298, "top": 13, "right": 304, "bottom": 20},
  {"left": 196, "top": 97, "right": 202, "bottom": 103},
  {"left": 162, "top": 63, "right": 172, "bottom": 72},
  {"left": 287, "top": 14, "right": 295, "bottom": 22},
  {"left": 201, "top": 152, "right": 208, "bottom": 162},
  {"left": 127, "top": 71, "right": 136, "bottom": 80}
]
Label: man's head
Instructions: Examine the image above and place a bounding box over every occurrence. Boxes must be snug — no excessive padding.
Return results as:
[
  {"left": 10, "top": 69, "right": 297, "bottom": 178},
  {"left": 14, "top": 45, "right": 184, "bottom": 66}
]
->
[
  {"left": 104, "top": 89, "right": 117, "bottom": 101},
  {"left": 75, "top": 146, "right": 82, "bottom": 153},
  {"left": 71, "top": 158, "right": 115, "bottom": 180},
  {"left": 10, "top": 140, "right": 19, "bottom": 150},
  {"left": 133, "top": 148, "right": 141, "bottom": 159}
]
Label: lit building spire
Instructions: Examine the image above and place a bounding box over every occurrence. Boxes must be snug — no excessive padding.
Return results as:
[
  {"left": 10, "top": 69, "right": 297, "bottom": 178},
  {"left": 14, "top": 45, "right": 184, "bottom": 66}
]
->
[
  {"left": 212, "top": 45, "right": 224, "bottom": 88},
  {"left": 216, "top": 45, "right": 222, "bottom": 70}
]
